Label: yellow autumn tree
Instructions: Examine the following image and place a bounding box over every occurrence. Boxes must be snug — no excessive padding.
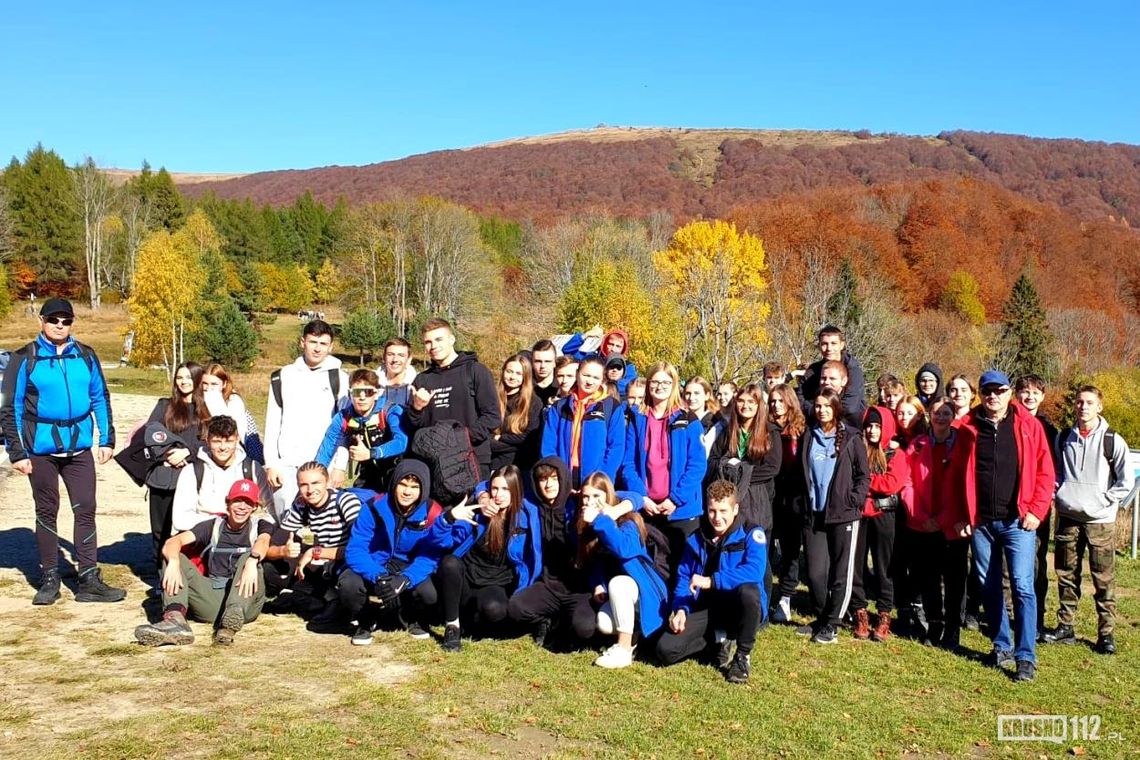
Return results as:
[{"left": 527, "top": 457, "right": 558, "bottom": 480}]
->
[
  {"left": 654, "top": 220, "right": 770, "bottom": 382},
  {"left": 127, "top": 229, "right": 203, "bottom": 373},
  {"left": 558, "top": 260, "right": 683, "bottom": 370}
]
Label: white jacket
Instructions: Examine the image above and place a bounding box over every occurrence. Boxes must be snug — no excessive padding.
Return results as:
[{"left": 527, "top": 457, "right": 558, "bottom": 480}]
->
[
  {"left": 170, "top": 448, "right": 272, "bottom": 533},
  {"left": 263, "top": 356, "right": 349, "bottom": 469}
]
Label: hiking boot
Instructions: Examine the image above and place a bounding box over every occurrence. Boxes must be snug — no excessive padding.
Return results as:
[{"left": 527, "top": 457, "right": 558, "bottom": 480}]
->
[
  {"left": 442, "top": 624, "right": 462, "bottom": 653},
  {"left": 872, "top": 611, "right": 892, "bottom": 642},
  {"left": 794, "top": 623, "right": 815, "bottom": 637},
  {"left": 32, "top": 568, "right": 62, "bottom": 606},
  {"left": 594, "top": 643, "right": 634, "bottom": 669},
  {"left": 771, "top": 596, "right": 792, "bottom": 624},
  {"left": 1095, "top": 634, "right": 1116, "bottom": 655},
  {"left": 963, "top": 613, "right": 979, "bottom": 632},
  {"left": 75, "top": 568, "right": 126, "bottom": 603},
  {"left": 213, "top": 605, "right": 244, "bottom": 646},
  {"left": 853, "top": 609, "right": 871, "bottom": 640},
  {"left": 714, "top": 632, "right": 734, "bottom": 669},
  {"left": 725, "top": 651, "right": 751, "bottom": 684},
  {"left": 987, "top": 647, "right": 1015, "bottom": 670},
  {"left": 134, "top": 610, "right": 194, "bottom": 647},
  {"left": 811, "top": 625, "right": 838, "bottom": 644},
  {"left": 1014, "top": 659, "right": 1036, "bottom": 682},
  {"left": 1042, "top": 624, "right": 1077, "bottom": 645},
  {"left": 531, "top": 619, "right": 552, "bottom": 648}
]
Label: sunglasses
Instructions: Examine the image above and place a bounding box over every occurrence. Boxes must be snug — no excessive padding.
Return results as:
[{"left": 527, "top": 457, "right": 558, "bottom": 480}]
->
[
  {"left": 980, "top": 386, "right": 1010, "bottom": 397},
  {"left": 44, "top": 316, "right": 74, "bottom": 326},
  {"left": 350, "top": 388, "right": 379, "bottom": 398}
]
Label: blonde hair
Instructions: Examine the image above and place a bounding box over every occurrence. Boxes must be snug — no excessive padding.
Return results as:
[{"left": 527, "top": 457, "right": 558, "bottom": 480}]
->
[{"left": 645, "top": 361, "right": 682, "bottom": 415}]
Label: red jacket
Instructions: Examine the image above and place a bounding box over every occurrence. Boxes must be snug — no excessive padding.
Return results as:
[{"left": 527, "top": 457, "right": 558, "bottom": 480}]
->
[
  {"left": 862, "top": 406, "right": 908, "bottom": 518},
  {"left": 904, "top": 430, "right": 965, "bottom": 538},
  {"left": 952, "top": 404, "right": 1055, "bottom": 527}
]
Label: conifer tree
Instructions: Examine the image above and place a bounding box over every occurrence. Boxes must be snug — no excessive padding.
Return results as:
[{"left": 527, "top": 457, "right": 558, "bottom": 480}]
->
[{"left": 998, "top": 271, "right": 1058, "bottom": 380}]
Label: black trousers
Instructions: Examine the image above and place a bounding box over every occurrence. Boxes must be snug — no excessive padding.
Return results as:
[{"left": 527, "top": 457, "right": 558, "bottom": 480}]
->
[
  {"left": 646, "top": 515, "right": 700, "bottom": 580},
  {"left": 656, "top": 584, "right": 762, "bottom": 663},
  {"left": 508, "top": 576, "right": 597, "bottom": 640},
  {"left": 437, "top": 553, "right": 511, "bottom": 627},
  {"left": 29, "top": 451, "right": 99, "bottom": 571},
  {"left": 773, "top": 504, "right": 802, "bottom": 600},
  {"left": 907, "top": 531, "right": 969, "bottom": 644},
  {"left": 337, "top": 567, "right": 439, "bottom": 622},
  {"left": 803, "top": 513, "right": 860, "bottom": 627},
  {"left": 850, "top": 511, "right": 897, "bottom": 613},
  {"left": 148, "top": 487, "right": 176, "bottom": 571}
]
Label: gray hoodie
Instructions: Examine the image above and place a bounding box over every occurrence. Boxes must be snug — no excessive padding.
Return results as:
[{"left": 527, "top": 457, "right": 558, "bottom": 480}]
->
[{"left": 1054, "top": 417, "right": 1134, "bottom": 524}]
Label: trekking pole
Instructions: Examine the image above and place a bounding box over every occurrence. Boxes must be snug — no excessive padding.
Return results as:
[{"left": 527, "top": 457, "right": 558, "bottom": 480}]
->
[{"left": 1132, "top": 485, "right": 1138, "bottom": 560}]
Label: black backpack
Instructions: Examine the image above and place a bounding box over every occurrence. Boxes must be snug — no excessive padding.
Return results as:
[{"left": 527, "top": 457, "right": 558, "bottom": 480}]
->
[
  {"left": 410, "top": 420, "right": 480, "bottom": 506},
  {"left": 642, "top": 521, "right": 672, "bottom": 583}
]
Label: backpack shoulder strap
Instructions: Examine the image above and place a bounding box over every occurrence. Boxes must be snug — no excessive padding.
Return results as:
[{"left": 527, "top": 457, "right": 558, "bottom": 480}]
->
[
  {"left": 194, "top": 459, "right": 206, "bottom": 491},
  {"left": 426, "top": 501, "right": 443, "bottom": 527},
  {"left": 1103, "top": 427, "right": 1119, "bottom": 485},
  {"left": 328, "top": 368, "right": 341, "bottom": 414},
  {"left": 206, "top": 516, "right": 224, "bottom": 558},
  {"left": 242, "top": 458, "right": 255, "bottom": 480},
  {"left": 270, "top": 369, "right": 283, "bottom": 410}
]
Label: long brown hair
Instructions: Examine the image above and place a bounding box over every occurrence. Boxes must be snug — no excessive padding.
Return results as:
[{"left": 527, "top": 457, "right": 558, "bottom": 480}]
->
[
  {"left": 203, "top": 363, "right": 236, "bottom": 401},
  {"left": 575, "top": 471, "right": 647, "bottom": 569},
  {"left": 164, "top": 361, "right": 209, "bottom": 435},
  {"left": 814, "top": 388, "right": 846, "bottom": 456},
  {"left": 686, "top": 375, "right": 719, "bottom": 415},
  {"left": 483, "top": 465, "right": 523, "bottom": 557},
  {"left": 864, "top": 416, "right": 888, "bottom": 475},
  {"left": 497, "top": 354, "right": 536, "bottom": 435},
  {"left": 768, "top": 383, "right": 805, "bottom": 439},
  {"left": 725, "top": 383, "right": 771, "bottom": 461}
]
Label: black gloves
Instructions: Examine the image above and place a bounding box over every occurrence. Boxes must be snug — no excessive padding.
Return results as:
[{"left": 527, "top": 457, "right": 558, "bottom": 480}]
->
[{"left": 374, "top": 574, "right": 410, "bottom": 607}]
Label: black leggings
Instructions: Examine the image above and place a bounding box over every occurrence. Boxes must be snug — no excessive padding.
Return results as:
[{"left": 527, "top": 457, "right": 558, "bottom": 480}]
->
[
  {"left": 437, "top": 554, "right": 511, "bottom": 627},
  {"left": 148, "top": 487, "right": 176, "bottom": 571},
  {"left": 508, "top": 577, "right": 597, "bottom": 640},
  {"left": 773, "top": 504, "right": 802, "bottom": 600},
  {"left": 909, "top": 532, "right": 969, "bottom": 644},
  {"left": 850, "top": 511, "right": 897, "bottom": 613},
  {"left": 29, "top": 450, "right": 99, "bottom": 571},
  {"left": 656, "top": 584, "right": 763, "bottom": 663}
]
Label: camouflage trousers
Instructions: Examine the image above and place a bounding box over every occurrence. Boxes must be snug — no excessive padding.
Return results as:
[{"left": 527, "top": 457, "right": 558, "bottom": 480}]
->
[{"left": 1054, "top": 517, "right": 1116, "bottom": 636}]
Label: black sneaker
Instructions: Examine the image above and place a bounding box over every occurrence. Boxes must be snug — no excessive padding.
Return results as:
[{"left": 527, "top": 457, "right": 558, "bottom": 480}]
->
[
  {"left": 442, "top": 624, "right": 462, "bottom": 653},
  {"left": 715, "top": 637, "right": 735, "bottom": 670},
  {"left": 32, "top": 568, "right": 61, "bottom": 606},
  {"left": 307, "top": 601, "right": 350, "bottom": 634},
  {"left": 1095, "top": 634, "right": 1116, "bottom": 655},
  {"left": 1042, "top": 624, "right": 1077, "bottom": 645},
  {"left": 406, "top": 620, "right": 430, "bottom": 640},
  {"left": 725, "top": 651, "right": 751, "bottom": 684},
  {"left": 794, "top": 623, "right": 815, "bottom": 637},
  {"left": 811, "top": 625, "right": 838, "bottom": 644},
  {"left": 1014, "top": 659, "right": 1036, "bottom": 682},
  {"left": 531, "top": 619, "right": 552, "bottom": 647},
  {"left": 134, "top": 610, "right": 194, "bottom": 646},
  {"left": 350, "top": 623, "right": 374, "bottom": 646},
  {"left": 75, "top": 568, "right": 126, "bottom": 603},
  {"left": 986, "top": 647, "right": 1015, "bottom": 670}
]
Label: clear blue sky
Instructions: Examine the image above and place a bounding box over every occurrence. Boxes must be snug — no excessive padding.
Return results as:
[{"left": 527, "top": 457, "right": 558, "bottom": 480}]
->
[{"left": 3, "top": 2, "right": 1137, "bottom": 173}]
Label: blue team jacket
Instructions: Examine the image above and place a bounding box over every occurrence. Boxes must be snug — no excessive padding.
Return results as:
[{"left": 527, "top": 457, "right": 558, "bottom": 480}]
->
[
  {"left": 0, "top": 336, "right": 113, "bottom": 461},
  {"left": 591, "top": 514, "right": 669, "bottom": 636},
  {"left": 541, "top": 395, "right": 627, "bottom": 485},
  {"left": 672, "top": 521, "right": 768, "bottom": 614},
  {"left": 432, "top": 498, "right": 543, "bottom": 590},
  {"left": 620, "top": 409, "right": 708, "bottom": 522}
]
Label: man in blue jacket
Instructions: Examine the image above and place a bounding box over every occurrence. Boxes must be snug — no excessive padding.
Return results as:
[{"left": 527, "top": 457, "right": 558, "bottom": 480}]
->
[
  {"left": 0, "top": 299, "right": 124, "bottom": 605},
  {"left": 656, "top": 480, "right": 766, "bottom": 684}
]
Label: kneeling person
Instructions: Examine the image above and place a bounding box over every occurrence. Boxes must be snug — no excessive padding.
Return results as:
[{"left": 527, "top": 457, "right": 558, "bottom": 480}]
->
[
  {"left": 656, "top": 480, "right": 766, "bottom": 684},
  {"left": 135, "top": 479, "right": 273, "bottom": 647}
]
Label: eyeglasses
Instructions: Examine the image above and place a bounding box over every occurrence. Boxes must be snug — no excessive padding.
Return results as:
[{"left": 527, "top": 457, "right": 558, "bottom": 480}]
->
[
  {"left": 649, "top": 380, "right": 674, "bottom": 387},
  {"left": 980, "top": 386, "right": 1010, "bottom": 397},
  {"left": 350, "top": 388, "right": 379, "bottom": 398},
  {"left": 44, "top": 317, "right": 74, "bottom": 326}
]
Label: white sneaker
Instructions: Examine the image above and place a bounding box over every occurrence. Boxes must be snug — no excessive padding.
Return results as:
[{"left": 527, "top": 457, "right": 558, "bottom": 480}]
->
[
  {"left": 594, "top": 643, "right": 634, "bottom": 669},
  {"left": 772, "top": 596, "right": 792, "bottom": 624}
]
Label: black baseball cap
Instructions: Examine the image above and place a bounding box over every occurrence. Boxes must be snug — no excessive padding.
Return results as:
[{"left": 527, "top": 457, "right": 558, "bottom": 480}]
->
[{"left": 40, "top": 298, "right": 75, "bottom": 318}]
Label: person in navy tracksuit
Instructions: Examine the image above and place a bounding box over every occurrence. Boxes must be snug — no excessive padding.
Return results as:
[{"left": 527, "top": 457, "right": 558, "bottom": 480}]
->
[
  {"left": 432, "top": 464, "right": 542, "bottom": 652},
  {"left": 339, "top": 459, "right": 447, "bottom": 646},
  {"left": 578, "top": 472, "right": 669, "bottom": 669},
  {"left": 0, "top": 298, "right": 125, "bottom": 605},
  {"left": 656, "top": 480, "right": 766, "bottom": 684},
  {"left": 620, "top": 361, "right": 707, "bottom": 567},
  {"left": 541, "top": 356, "right": 627, "bottom": 488}
]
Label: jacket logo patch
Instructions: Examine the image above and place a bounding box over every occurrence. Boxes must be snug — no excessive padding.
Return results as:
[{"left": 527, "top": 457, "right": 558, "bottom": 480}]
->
[
  {"left": 152, "top": 431, "right": 167, "bottom": 444},
  {"left": 751, "top": 528, "right": 766, "bottom": 544}
]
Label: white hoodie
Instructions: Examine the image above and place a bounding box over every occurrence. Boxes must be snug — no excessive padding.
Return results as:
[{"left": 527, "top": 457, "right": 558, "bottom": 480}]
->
[
  {"left": 171, "top": 447, "right": 273, "bottom": 532},
  {"left": 263, "top": 356, "right": 349, "bottom": 469}
]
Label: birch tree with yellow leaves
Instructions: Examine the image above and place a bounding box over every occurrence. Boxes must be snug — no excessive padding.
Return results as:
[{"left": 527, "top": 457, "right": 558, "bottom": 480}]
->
[{"left": 654, "top": 220, "right": 769, "bottom": 382}]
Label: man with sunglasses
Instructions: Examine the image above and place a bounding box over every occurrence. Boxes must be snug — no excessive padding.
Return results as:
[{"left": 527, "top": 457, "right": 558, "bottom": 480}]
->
[
  {"left": 315, "top": 368, "right": 407, "bottom": 494},
  {"left": 949, "top": 370, "right": 1055, "bottom": 682},
  {"left": 0, "top": 298, "right": 125, "bottom": 605}
]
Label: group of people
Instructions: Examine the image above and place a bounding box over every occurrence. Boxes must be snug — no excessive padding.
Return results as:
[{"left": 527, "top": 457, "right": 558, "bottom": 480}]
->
[{"left": 1, "top": 302, "right": 1132, "bottom": 686}]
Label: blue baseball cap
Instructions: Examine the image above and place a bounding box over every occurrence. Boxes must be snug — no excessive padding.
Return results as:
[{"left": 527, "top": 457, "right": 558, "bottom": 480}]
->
[{"left": 978, "top": 370, "right": 1011, "bottom": 389}]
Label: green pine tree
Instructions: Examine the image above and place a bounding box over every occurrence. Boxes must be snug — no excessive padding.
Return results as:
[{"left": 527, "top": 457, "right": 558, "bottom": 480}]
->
[
  {"left": 826, "top": 257, "right": 863, "bottom": 330},
  {"left": 340, "top": 308, "right": 396, "bottom": 364},
  {"left": 200, "top": 298, "right": 260, "bottom": 369},
  {"left": 998, "top": 271, "right": 1058, "bottom": 380}
]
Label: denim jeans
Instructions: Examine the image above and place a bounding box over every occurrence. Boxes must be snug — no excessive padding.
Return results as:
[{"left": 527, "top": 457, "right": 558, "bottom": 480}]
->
[{"left": 973, "top": 516, "right": 1038, "bottom": 664}]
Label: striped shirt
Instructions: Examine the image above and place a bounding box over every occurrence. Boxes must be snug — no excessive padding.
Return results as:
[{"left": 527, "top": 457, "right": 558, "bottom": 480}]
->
[{"left": 279, "top": 489, "right": 361, "bottom": 548}]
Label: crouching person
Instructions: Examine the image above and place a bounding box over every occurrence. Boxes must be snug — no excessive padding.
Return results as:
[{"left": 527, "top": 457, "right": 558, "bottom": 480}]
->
[
  {"left": 656, "top": 481, "right": 766, "bottom": 684},
  {"left": 134, "top": 479, "right": 272, "bottom": 647},
  {"left": 338, "top": 460, "right": 445, "bottom": 646}
]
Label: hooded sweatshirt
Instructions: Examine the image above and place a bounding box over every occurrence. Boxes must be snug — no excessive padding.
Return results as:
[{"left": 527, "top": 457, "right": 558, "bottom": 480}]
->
[
  {"left": 862, "top": 406, "right": 909, "bottom": 518},
  {"left": 529, "top": 456, "right": 582, "bottom": 586},
  {"left": 914, "top": 362, "right": 944, "bottom": 409},
  {"left": 405, "top": 351, "right": 502, "bottom": 467},
  {"left": 263, "top": 355, "right": 349, "bottom": 470},
  {"left": 1055, "top": 417, "right": 1134, "bottom": 524},
  {"left": 171, "top": 447, "right": 273, "bottom": 532},
  {"left": 560, "top": 329, "right": 639, "bottom": 394}
]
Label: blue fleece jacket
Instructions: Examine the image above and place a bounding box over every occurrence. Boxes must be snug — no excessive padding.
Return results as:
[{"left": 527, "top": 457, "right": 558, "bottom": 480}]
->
[
  {"left": 541, "top": 395, "right": 627, "bottom": 486},
  {"left": 620, "top": 408, "right": 708, "bottom": 521},
  {"left": 672, "top": 521, "right": 768, "bottom": 613},
  {"left": 432, "top": 497, "right": 543, "bottom": 590},
  {"left": 590, "top": 514, "right": 669, "bottom": 636}
]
